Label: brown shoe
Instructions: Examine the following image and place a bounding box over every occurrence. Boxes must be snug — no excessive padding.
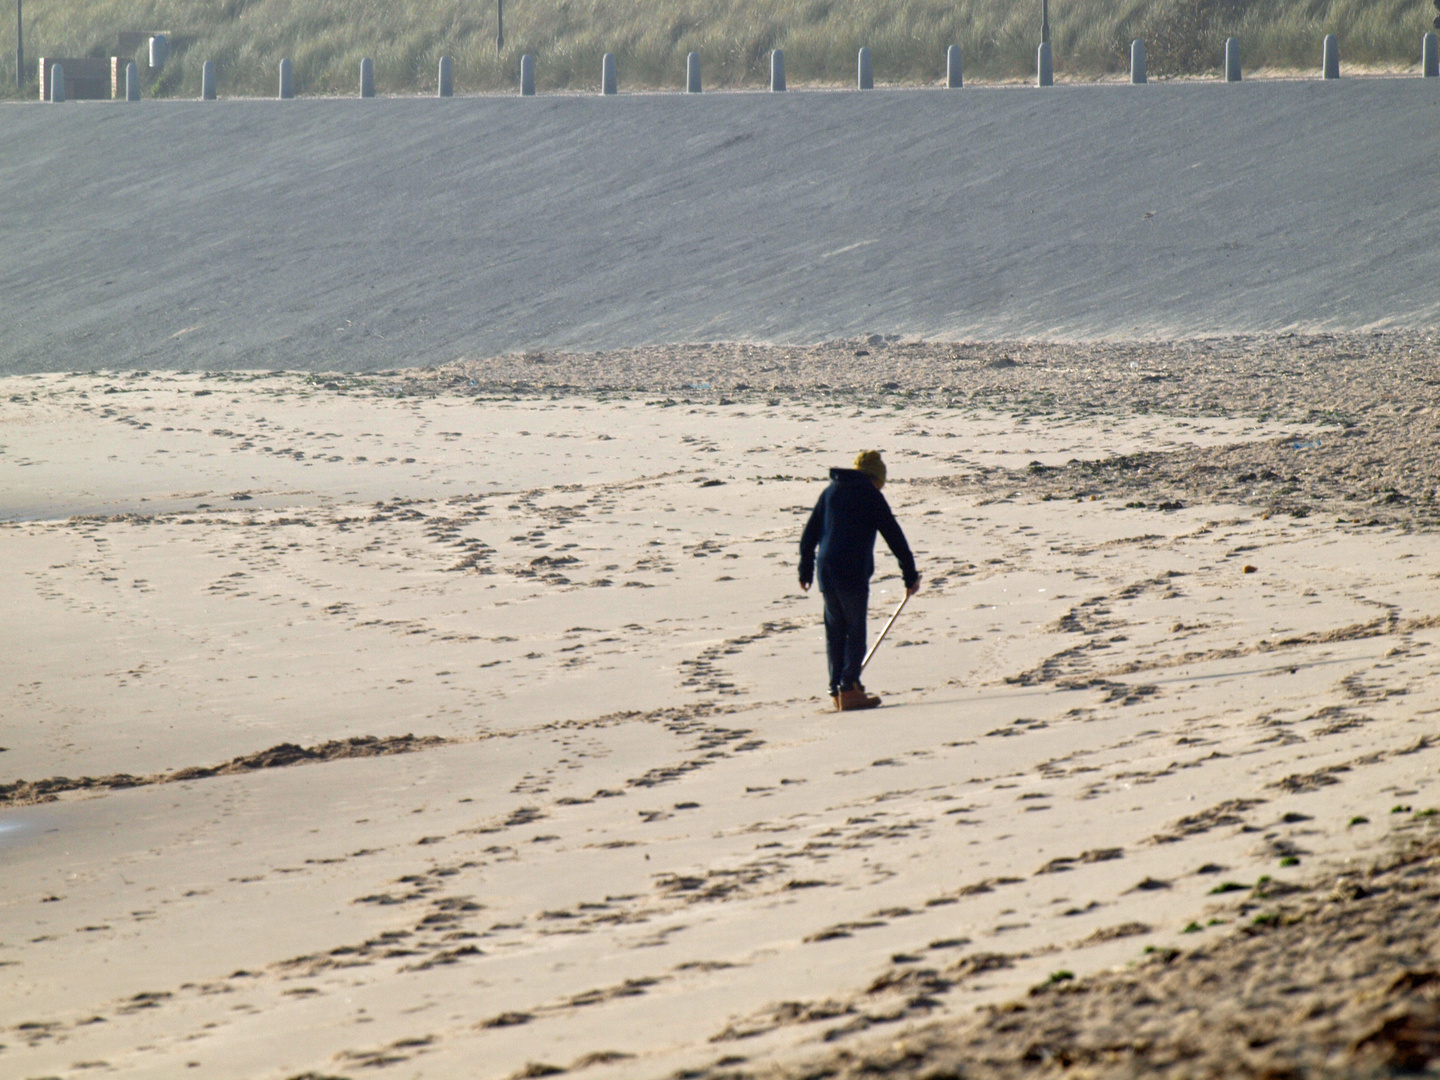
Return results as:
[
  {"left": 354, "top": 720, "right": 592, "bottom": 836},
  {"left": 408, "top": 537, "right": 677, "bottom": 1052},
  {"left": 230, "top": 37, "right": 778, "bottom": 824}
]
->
[{"left": 837, "top": 687, "right": 881, "bottom": 711}]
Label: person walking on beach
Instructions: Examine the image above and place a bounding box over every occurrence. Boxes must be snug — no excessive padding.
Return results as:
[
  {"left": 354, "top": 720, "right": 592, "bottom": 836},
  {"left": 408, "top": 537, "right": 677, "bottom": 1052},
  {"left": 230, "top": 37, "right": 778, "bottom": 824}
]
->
[{"left": 799, "top": 451, "right": 920, "bottom": 711}]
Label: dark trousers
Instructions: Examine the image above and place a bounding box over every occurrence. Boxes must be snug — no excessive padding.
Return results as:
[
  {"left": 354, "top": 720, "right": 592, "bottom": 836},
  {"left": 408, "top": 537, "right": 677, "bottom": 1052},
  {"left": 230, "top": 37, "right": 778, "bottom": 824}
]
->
[{"left": 822, "top": 588, "right": 868, "bottom": 694}]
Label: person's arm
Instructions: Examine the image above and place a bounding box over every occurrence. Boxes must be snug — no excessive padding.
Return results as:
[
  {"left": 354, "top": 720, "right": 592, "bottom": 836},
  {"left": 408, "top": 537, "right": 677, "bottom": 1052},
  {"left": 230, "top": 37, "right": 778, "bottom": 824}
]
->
[
  {"left": 873, "top": 492, "right": 920, "bottom": 593},
  {"left": 798, "top": 495, "right": 825, "bottom": 590}
]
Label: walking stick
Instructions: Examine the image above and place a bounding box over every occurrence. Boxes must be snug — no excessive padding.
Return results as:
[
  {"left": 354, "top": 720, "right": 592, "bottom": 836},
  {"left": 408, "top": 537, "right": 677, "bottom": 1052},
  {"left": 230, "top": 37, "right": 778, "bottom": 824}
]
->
[{"left": 860, "top": 591, "right": 909, "bottom": 674}]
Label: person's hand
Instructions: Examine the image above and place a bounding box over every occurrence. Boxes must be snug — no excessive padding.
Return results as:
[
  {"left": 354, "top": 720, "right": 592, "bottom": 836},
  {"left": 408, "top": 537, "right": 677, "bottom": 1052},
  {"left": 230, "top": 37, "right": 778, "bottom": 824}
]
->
[
  {"left": 800, "top": 581, "right": 810, "bottom": 592},
  {"left": 906, "top": 576, "right": 921, "bottom": 597}
]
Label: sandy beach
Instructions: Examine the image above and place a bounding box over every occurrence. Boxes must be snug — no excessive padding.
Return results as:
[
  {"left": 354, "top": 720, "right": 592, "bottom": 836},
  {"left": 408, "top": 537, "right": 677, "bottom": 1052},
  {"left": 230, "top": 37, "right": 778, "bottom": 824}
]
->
[{"left": 4, "top": 333, "right": 1440, "bottom": 1079}]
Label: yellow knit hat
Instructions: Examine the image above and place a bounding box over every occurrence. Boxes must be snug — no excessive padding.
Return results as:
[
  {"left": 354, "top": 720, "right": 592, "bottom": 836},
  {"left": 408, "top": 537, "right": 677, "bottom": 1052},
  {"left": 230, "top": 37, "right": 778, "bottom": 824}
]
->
[{"left": 854, "top": 450, "right": 886, "bottom": 488}]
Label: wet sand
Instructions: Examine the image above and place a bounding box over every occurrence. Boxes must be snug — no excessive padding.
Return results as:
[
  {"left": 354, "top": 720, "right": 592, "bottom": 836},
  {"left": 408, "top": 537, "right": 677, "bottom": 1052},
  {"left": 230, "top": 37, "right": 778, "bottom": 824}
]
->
[{"left": 3, "top": 333, "right": 1439, "bottom": 1079}]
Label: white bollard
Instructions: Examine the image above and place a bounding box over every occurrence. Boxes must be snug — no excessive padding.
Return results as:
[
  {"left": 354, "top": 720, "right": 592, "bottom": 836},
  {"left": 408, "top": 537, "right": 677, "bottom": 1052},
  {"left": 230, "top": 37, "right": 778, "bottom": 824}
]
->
[
  {"left": 858, "top": 47, "right": 873, "bottom": 89},
  {"left": 1225, "top": 37, "right": 1241, "bottom": 81},
  {"left": 771, "top": 49, "right": 785, "bottom": 91},
  {"left": 520, "top": 53, "right": 535, "bottom": 95},
  {"left": 1131, "top": 39, "right": 1146, "bottom": 83},
  {"left": 946, "top": 44, "right": 962, "bottom": 88},
  {"left": 49, "top": 61, "right": 64, "bottom": 102},
  {"left": 360, "top": 57, "right": 374, "bottom": 97},
  {"left": 1037, "top": 41, "right": 1053, "bottom": 86},
  {"left": 1322, "top": 34, "right": 1339, "bottom": 79},
  {"left": 126, "top": 61, "right": 140, "bottom": 101},
  {"left": 438, "top": 55, "right": 453, "bottom": 97},
  {"left": 601, "top": 52, "right": 617, "bottom": 94},
  {"left": 278, "top": 57, "right": 294, "bottom": 98},
  {"left": 201, "top": 60, "right": 216, "bottom": 99},
  {"left": 149, "top": 34, "right": 169, "bottom": 69},
  {"left": 686, "top": 51, "right": 700, "bottom": 93},
  {"left": 1425, "top": 32, "right": 1439, "bottom": 78}
]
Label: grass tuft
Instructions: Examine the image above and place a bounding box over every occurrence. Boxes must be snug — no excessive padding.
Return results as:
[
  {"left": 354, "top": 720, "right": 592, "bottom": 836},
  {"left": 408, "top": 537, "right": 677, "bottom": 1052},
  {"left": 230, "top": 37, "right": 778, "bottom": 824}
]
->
[{"left": 1209, "top": 881, "right": 1249, "bottom": 894}]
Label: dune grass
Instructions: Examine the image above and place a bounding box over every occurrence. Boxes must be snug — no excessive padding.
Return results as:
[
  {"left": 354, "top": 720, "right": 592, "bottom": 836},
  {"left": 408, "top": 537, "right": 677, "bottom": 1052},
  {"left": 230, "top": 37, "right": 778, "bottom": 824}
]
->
[{"left": 3, "top": 0, "right": 1432, "bottom": 99}]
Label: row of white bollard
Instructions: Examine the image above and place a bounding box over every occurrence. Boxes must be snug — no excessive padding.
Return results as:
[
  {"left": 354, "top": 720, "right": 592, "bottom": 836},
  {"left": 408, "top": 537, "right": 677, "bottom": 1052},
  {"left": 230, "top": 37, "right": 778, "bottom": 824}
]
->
[
  {"left": 571, "top": 34, "right": 1439, "bottom": 95},
  {"left": 50, "top": 32, "right": 1440, "bottom": 102},
  {"left": 583, "top": 46, "right": 949, "bottom": 94},
  {"left": 1042, "top": 32, "right": 1440, "bottom": 86}
]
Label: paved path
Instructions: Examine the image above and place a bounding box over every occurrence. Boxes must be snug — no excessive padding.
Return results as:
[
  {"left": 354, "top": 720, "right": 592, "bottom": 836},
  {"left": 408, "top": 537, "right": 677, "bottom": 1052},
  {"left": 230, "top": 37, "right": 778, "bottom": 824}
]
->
[{"left": 1, "top": 79, "right": 1435, "bottom": 373}]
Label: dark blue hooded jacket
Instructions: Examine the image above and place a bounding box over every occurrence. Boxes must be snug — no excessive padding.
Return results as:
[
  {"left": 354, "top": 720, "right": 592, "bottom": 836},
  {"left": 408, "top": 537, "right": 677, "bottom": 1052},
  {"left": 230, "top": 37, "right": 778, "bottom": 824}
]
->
[{"left": 798, "top": 468, "right": 918, "bottom": 594}]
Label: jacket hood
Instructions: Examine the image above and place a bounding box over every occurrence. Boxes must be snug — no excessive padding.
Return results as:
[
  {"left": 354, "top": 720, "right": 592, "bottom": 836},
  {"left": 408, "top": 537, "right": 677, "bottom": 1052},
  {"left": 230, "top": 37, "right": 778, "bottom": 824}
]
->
[{"left": 829, "top": 468, "right": 872, "bottom": 483}]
